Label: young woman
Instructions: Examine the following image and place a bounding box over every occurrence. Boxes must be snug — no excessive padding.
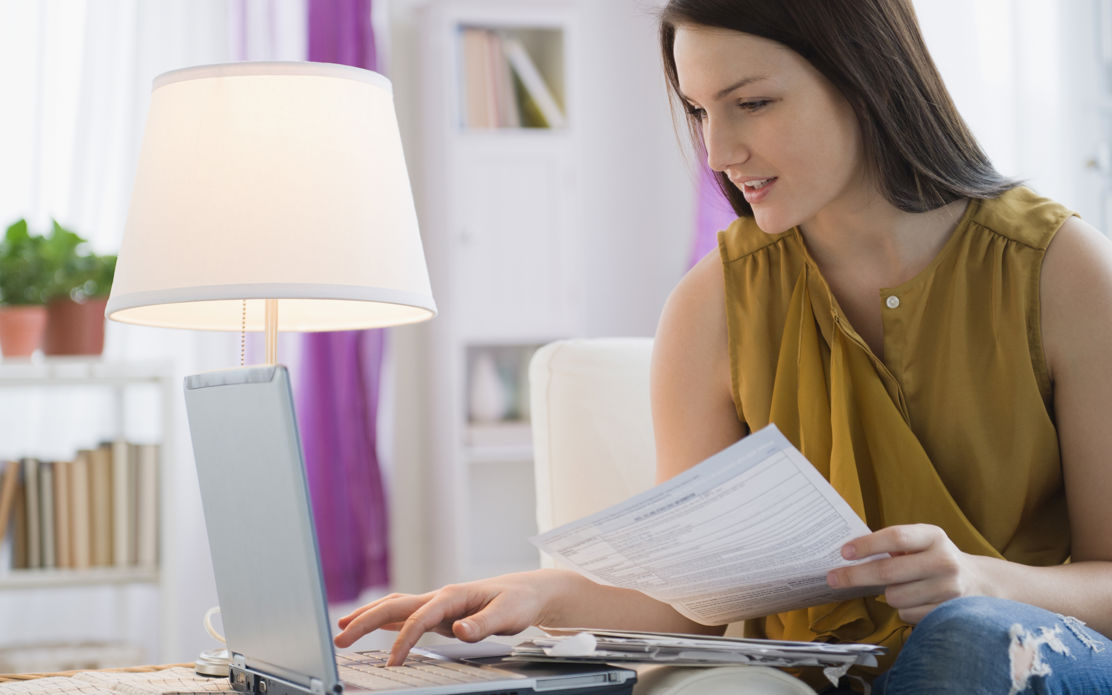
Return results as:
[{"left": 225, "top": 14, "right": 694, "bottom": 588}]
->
[{"left": 336, "top": 1, "right": 1112, "bottom": 691}]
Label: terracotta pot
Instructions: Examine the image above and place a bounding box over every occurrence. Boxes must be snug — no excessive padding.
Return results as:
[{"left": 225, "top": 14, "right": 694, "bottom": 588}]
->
[
  {"left": 43, "top": 296, "right": 109, "bottom": 356},
  {"left": 0, "top": 305, "right": 48, "bottom": 357}
]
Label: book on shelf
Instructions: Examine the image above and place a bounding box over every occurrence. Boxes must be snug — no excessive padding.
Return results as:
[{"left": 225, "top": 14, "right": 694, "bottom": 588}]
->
[
  {"left": 110, "top": 440, "right": 138, "bottom": 567},
  {"left": 70, "top": 450, "right": 92, "bottom": 569},
  {"left": 22, "top": 457, "right": 41, "bottom": 569},
  {"left": 0, "top": 459, "right": 19, "bottom": 545},
  {"left": 90, "top": 443, "right": 113, "bottom": 567},
  {"left": 39, "top": 461, "right": 55, "bottom": 569},
  {"left": 460, "top": 27, "right": 490, "bottom": 127},
  {"left": 54, "top": 459, "right": 72, "bottom": 568},
  {"left": 459, "top": 27, "right": 565, "bottom": 129},
  {"left": 501, "top": 36, "right": 566, "bottom": 128},
  {"left": 460, "top": 27, "right": 495, "bottom": 129},
  {"left": 135, "top": 443, "right": 159, "bottom": 568},
  {"left": 11, "top": 467, "right": 27, "bottom": 569},
  {"left": 491, "top": 32, "right": 521, "bottom": 128},
  {"left": 2, "top": 441, "right": 160, "bottom": 573}
]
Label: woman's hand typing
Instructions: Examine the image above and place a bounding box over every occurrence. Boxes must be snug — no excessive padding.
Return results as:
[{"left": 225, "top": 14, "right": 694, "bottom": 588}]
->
[
  {"left": 334, "top": 570, "right": 559, "bottom": 665},
  {"left": 333, "top": 567, "right": 721, "bottom": 665}
]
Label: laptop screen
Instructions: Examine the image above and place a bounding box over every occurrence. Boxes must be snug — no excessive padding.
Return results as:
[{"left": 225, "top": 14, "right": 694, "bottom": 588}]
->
[{"left": 185, "top": 366, "right": 340, "bottom": 692}]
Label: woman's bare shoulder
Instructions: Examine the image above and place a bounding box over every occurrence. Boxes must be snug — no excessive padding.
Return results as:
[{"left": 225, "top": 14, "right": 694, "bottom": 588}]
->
[
  {"left": 657, "top": 247, "right": 728, "bottom": 358},
  {"left": 1041, "top": 215, "right": 1112, "bottom": 378},
  {"left": 651, "top": 247, "right": 743, "bottom": 480}
]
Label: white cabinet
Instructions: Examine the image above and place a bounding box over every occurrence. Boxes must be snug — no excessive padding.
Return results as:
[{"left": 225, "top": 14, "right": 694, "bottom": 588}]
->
[
  {"left": 0, "top": 358, "right": 175, "bottom": 668},
  {"left": 408, "top": 0, "right": 586, "bottom": 586}
]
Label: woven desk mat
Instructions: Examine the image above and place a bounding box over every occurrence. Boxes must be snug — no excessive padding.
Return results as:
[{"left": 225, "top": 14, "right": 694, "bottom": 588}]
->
[{"left": 0, "top": 664, "right": 195, "bottom": 683}]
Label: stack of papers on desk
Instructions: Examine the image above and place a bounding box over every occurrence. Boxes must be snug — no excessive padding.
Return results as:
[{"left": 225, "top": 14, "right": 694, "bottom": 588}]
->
[{"left": 510, "top": 629, "right": 885, "bottom": 670}]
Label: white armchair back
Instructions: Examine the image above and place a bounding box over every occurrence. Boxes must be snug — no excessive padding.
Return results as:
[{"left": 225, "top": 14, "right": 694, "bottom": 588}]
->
[
  {"left": 529, "top": 338, "right": 657, "bottom": 567},
  {"left": 527, "top": 339, "right": 816, "bottom": 692}
]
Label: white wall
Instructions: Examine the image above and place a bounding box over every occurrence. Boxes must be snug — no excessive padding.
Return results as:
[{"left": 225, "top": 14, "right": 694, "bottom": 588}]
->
[
  {"left": 915, "top": 0, "right": 1106, "bottom": 225},
  {"left": 380, "top": 0, "right": 693, "bottom": 592},
  {"left": 573, "top": 0, "right": 692, "bottom": 337},
  {"left": 0, "top": 0, "right": 308, "bottom": 666}
]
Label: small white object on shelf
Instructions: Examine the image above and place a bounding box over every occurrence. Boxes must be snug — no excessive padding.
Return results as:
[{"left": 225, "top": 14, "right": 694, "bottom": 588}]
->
[{"left": 469, "top": 351, "right": 510, "bottom": 422}]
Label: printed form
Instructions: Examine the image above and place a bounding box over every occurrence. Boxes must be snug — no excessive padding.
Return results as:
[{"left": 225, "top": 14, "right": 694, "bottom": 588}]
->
[{"left": 531, "top": 425, "right": 883, "bottom": 625}]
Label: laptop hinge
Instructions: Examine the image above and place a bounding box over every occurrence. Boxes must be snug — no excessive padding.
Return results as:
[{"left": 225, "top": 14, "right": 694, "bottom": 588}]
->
[{"left": 229, "top": 654, "right": 330, "bottom": 695}]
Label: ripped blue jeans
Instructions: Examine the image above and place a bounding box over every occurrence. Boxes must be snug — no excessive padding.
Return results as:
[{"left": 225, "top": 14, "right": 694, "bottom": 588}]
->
[{"left": 871, "top": 596, "right": 1112, "bottom": 694}]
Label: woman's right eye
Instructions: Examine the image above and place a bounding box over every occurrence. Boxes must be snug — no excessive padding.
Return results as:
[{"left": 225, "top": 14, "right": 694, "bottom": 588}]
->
[{"left": 685, "top": 103, "right": 707, "bottom": 120}]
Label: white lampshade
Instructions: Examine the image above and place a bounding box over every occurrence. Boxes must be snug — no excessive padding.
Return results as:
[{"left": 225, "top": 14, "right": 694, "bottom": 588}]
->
[{"left": 106, "top": 61, "right": 436, "bottom": 332}]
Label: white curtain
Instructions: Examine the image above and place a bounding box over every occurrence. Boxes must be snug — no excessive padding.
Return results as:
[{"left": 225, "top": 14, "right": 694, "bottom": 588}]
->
[
  {"left": 0, "top": 0, "right": 306, "bottom": 664},
  {"left": 914, "top": 0, "right": 1107, "bottom": 227}
]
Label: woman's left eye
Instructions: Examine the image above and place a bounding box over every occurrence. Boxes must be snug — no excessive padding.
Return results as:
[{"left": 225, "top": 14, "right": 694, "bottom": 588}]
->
[{"left": 738, "top": 99, "right": 771, "bottom": 113}]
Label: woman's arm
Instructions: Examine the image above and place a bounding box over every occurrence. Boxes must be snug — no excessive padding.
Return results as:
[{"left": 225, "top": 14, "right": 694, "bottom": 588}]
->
[
  {"left": 335, "top": 248, "right": 745, "bottom": 661},
  {"left": 828, "top": 216, "right": 1112, "bottom": 636},
  {"left": 333, "top": 568, "right": 723, "bottom": 665},
  {"left": 651, "top": 248, "right": 748, "bottom": 482}
]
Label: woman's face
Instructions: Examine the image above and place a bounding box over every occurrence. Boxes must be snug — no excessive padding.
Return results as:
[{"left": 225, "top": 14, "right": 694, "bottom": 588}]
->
[{"left": 673, "top": 24, "right": 869, "bottom": 234}]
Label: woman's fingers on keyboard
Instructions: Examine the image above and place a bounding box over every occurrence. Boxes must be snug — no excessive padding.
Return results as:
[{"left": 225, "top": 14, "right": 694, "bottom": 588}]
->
[
  {"left": 334, "top": 594, "right": 433, "bottom": 647},
  {"left": 354, "top": 573, "right": 549, "bottom": 665},
  {"left": 338, "top": 592, "right": 432, "bottom": 629},
  {"left": 389, "top": 587, "right": 480, "bottom": 665}
]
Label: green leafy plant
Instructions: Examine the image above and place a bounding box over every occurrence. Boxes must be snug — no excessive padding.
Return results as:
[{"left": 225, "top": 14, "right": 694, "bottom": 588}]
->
[
  {"left": 0, "top": 219, "right": 50, "bottom": 306},
  {"left": 45, "top": 220, "right": 117, "bottom": 301},
  {"left": 0, "top": 218, "right": 118, "bottom": 306},
  {"left": 63, "top": 252, "right": 117, "bottom": 300}
]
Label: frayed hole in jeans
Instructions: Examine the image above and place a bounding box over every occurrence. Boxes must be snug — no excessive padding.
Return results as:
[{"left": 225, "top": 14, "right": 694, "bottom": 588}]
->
[
  {"left": 1061, "top": 615, "right": 1106, "bottom": 653},
  {"left": 1007, "top": 622, "right": 1070, "bottom": 695}
]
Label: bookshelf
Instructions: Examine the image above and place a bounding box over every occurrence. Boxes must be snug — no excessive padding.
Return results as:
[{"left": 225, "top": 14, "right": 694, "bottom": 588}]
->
[
  {"left": 0, "top": 358, "right": 174, "bottom": 666},
  {"left": 457, "top": 24, "right": 567, "bottom": 130},
  {"left": 407, "top": 0, "right": 585, "bottom": 586}
]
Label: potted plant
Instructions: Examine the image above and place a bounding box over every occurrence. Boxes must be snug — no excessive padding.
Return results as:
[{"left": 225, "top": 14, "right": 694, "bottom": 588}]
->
[
  {"left": 41, "top": 220, "right": 117, "bottom": 356},
  {"left": 0, "top": 219, "right": 51, "bottom": 357}
]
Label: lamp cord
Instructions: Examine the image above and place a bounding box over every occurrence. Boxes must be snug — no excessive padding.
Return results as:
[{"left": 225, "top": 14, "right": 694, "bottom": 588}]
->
[{"left": 241, "top": 299, "right": 247, "bottom": 366}]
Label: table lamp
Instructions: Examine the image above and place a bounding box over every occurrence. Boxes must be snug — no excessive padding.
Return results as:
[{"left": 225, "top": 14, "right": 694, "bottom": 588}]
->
[{"left": 106, "top": 62, "right": 436, "bottom": 361}]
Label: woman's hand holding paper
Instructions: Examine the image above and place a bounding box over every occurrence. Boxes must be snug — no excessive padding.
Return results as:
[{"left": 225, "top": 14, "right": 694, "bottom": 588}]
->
[{"left": 826, "top": 524, "right": 991, "bottom": 624}]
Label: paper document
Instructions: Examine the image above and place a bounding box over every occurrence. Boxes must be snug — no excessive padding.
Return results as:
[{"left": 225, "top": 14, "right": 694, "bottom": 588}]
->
[
  {"left": 530, "top": 425, "right": 882, "bottom": 625},
  {"left": 511, "top": 629, "right": 886, "bottom": 687},
  {"left": 513, "top": 628, "right": 885, "bottom": 668}
]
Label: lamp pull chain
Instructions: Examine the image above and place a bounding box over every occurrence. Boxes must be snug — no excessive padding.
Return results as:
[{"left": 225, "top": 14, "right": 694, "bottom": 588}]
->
[{"left": 240, "top": 299, "right": 247, "bottom": 366}]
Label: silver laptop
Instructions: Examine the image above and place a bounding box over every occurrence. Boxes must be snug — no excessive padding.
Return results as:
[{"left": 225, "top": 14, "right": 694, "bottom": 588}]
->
[{"left": 183, "top": 365, "right": 636, "bottom": 695}]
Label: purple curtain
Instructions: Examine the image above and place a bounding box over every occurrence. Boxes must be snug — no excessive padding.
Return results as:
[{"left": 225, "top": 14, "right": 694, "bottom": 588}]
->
[
  {"left": 297, "top": 0, "right": 389, "bottom": 603},
  {"left": 690, "top": 157, "right": 738, "bottom": 269}
]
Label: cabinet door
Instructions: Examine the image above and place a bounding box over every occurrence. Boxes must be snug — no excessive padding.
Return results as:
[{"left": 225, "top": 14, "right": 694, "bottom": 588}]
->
[{"left": 450, "top": 138, "right": 581, "bottom": 341}]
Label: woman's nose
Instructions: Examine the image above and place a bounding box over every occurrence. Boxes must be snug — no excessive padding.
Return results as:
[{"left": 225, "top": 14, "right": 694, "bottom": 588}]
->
[{"left": 703, "top": 119, "right": 748, "bottom": 173}]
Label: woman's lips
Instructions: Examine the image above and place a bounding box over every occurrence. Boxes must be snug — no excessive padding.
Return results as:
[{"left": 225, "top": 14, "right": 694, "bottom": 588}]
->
[{"left": 739, "top": 176, "right": 777, "bottom": 204}]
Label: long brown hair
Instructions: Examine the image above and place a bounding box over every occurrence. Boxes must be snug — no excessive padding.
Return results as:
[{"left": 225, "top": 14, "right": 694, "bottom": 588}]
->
[{"left": 660, "top": 0, "right": 1018, "bottom": 217}]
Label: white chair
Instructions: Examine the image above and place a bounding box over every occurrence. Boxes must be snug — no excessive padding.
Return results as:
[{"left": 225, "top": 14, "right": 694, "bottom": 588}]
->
[
  {"left": 530, "top": 337, "right": 657, "bottom": 544},
  {"left": 528, "top": 338, "right": 817, "bottom": 694}
]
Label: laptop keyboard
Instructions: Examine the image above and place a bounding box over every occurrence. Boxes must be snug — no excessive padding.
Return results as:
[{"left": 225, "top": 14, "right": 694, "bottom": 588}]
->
[{"left": 337, "top": 650, "right": 520, "bottom": 690}]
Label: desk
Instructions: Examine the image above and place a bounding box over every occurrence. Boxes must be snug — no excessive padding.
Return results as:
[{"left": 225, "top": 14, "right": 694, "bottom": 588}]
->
[
  {"left": 0, "top": 665, "right": 231, "bottom": 694},
  {"left": 0, "top": 663, "right": 818, "bottom": 694},
  {"left": 0, "top": 664, "right": 193, "bottom": 683}
]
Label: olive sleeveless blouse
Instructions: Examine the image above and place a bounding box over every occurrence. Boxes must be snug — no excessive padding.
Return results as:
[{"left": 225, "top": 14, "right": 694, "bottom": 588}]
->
[{"left": 718, "top": 186, "right": 1074, "bottom": 674}]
